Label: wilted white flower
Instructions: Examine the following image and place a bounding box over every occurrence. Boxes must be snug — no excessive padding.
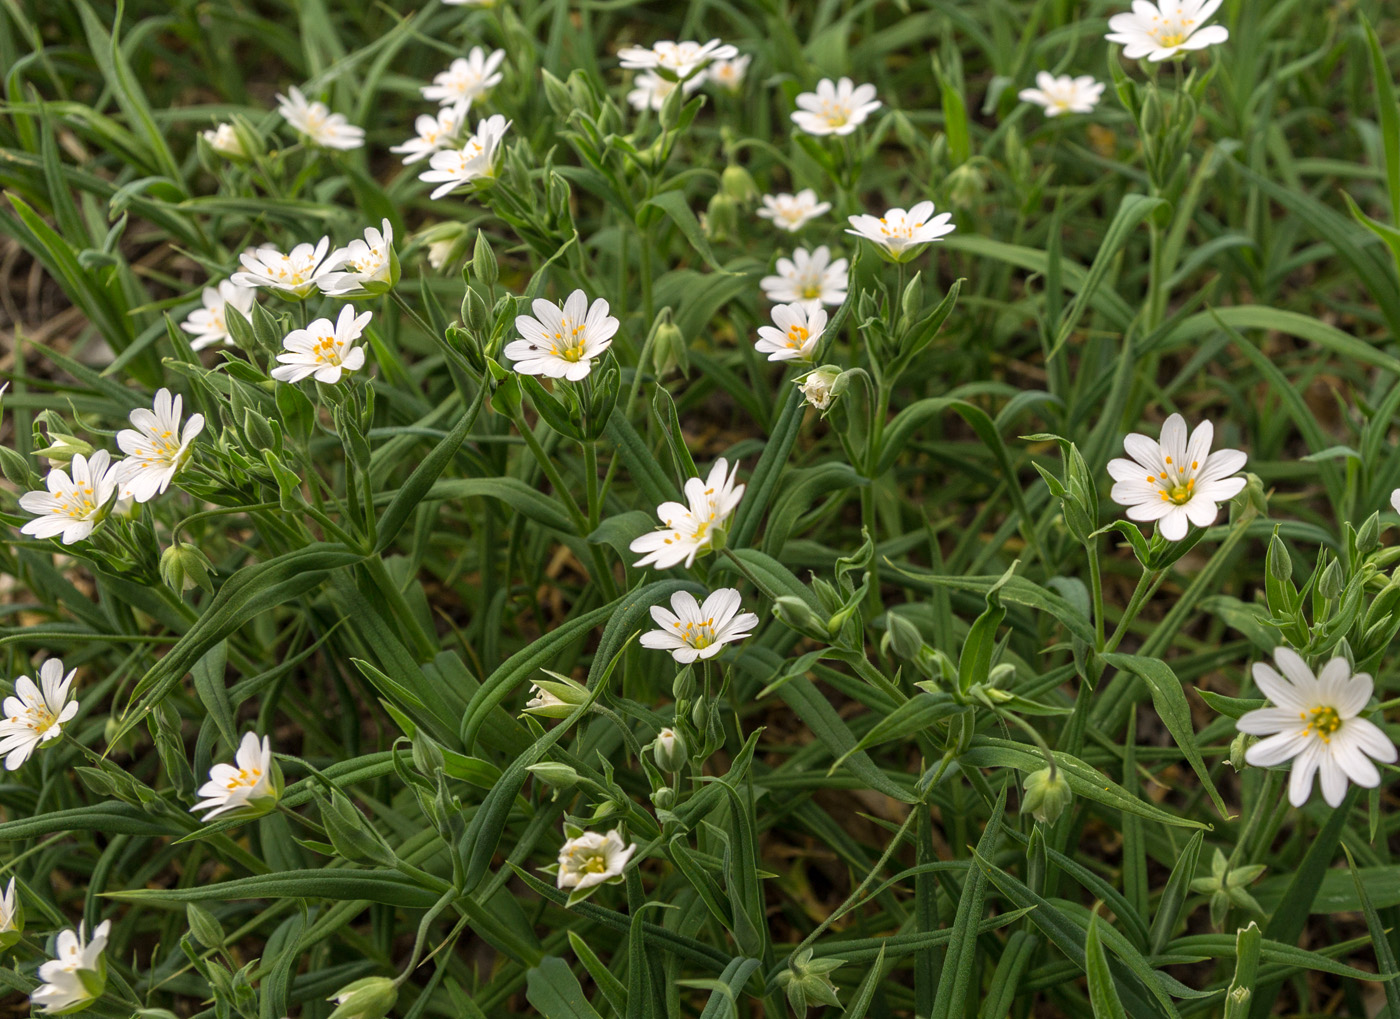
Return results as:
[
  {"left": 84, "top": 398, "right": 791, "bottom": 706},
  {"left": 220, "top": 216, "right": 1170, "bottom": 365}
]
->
[
  {"left": 180, "top": 281, "right": 256, "bottom": 351},
  {"left": 192, "top": 732, "right": 281, "bottom": 821},
  {"left": 31, "top": 920, "right": 110, "bottom": 1014},
  {"left": 760, "top": 246, "right": 848, "bottom": 312},
  {"left": 791, "top": 77, "right": 881, "bottom": 136},
  {"left": 115, "top": 388, "right": 205, "bottom": 503},
  {"left": 556, "top": 828, "right": 636, "bottom": 891},
  {"left": 1107, "top": 413, "right": 1246, "bottom": 541},
  {"left": 630, "top": 458, "right": 745, "bottom": 570},
  {"left": 757, "top": 190, "right": 831, "bottom": 233},
  {"left": 276, "top": 86, "right": 364, "bottom": 150},
  {"left": 231, "top": 238, "right": 334, "bottom": 299},
  {"left": 203, "top": 123, "right": 251, "bottom": 159},
  {"left": 706, "top": 54, "right": 750, "bottom": 92},
  {"left": 504, "top": 289, "right": 618, "bottom": 381},
  {"left": 422, "top": 48, "right": 505, "bottom": 106},
  {"left": 390, "top": 102, "right": 470, "bottom": 164},
  {"left": 618, "top": 39, "right": 737, "bottom": 80},
  {"left": 270, "top": 305, "right": 370, "bottom": 385},
  {"left": 1105, "top": 0, "right": 1229, "bottom": 61},
  {"left": 797, "top": 367, "right": 841, "bottom": 412},
  {"left": 0, "top": 878, "right": 19, "bottom": 934},
  {"left": 1238, "top": 648, "right": 1396, "bottom": 808},
  {"left": 1018, "top": 72, "right": 1105, "bottom": 116},
  {"left": 319, "top": 220, "right": 398, "bottom": 297},
  {"left": 846, "top": 202, "right": 956, "bottom": 259},
  {"left": 755, "top": 303, "right": 827, "bottom": 362},
  {"left": 641, "top": 589, "right": 759, "bottom": 663},
  {"left": 19, "top": 451, "right": 121, "bottom": 545},
  {"left": 626, "top": 69, "right": 704, "bottom": 112},
  {"left": 525, "top": 685, "right": 567, "bottom": 716},
  {"left": 419, "top": 115, "right": 511, "bottom": 199},
  {"left": 0, "top": 659, "right": 79, "bottom": 771}
]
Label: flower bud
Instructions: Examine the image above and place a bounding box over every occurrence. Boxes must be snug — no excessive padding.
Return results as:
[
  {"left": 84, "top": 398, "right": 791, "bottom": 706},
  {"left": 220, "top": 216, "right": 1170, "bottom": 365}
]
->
[
  {"left": 671, "top": 668, "right": 695, "bottom": 701},
  {"left": 652, "top": 319, "right": 687, "bottom": 378},
  {"left": 720, "top": 165, "right": 758, "bottom": 204},
  {"left": 328, "top": 976, "right": 398, "bottom": 1019},
  {"left": 0, "top": 878, "right": 23, "bottom": 952},
  {"left": 202, "top": 123, "right": 256, "bottom": 161},
  {"left": 0, "top": 446, "right": 37, "bottom": 489},
  {"left": 704, "top": 193, "right": 739, "bottom": 243},
  {"left": 881, "top": 612, "right": 924, "bottom": 661},
  {"left": 160, "top": 542, "right": 215, "bottom": 595},
  {"left": 472, "top": 231, "right": 499, "bottom": 289},
  {"left": 1021, "top": 766, "right": 1072, "bottom": 824},
  {"left": 651, "top": 785, "right": 675, "bottom": 810},
  {"left": 522, "top": 672, "right": 589, "bottom": 718},
  {"left": 652, "top": 727, "right": 686, "bottom": 772},
  {"left": 527, "top": 762, "right": 580, "bottom": 792},
  {"left": 34, "top": 432, "right": 93, "bottom": 466},
  {"left": 1357, "top": 511, "right": 1381, "bottom": 556},
  {"left": 1319, "top": 558, "right": 1344, "bottom": 600},
  {"left": 945, "top": 161, "right": 987, "bottom": 209},
  {"left": 772, "top": 596, "right": 828, "bottom": 640},
  {"left": 541, "top": 69, "right": 573, "bottom": 120},
  {"left": 690, "top": 696, "right": 707, "bottom": 732},
  {"left": 1228, "top": 731, "right": 1250, "bottom": 772}
]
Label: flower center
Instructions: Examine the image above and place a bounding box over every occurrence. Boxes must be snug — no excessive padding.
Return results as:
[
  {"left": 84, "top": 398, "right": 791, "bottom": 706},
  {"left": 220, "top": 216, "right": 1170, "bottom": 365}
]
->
[
  {"left": 801, "top": 283, "right": 822, "bottom": 299},
  {"left": 54, "top": 484, "right": 97, "bottom": 519},
  {"left": 785, "top": 325, "right": 810, "bottom": 349},
  {"left": 1150, "top": 455, "right": 1199, "bottom": 505},
  {"left": 12, "top": 702, "right": 56, "bottom": 734},
  {"left": 676, "top": 617, "right": 718, "bottom": 649},
  {"left": 1303, "top": 705, "right": 1342, "bottom": 741},
  {"left": 549, "top": 317, "right": 587, "bottom": 362},
  {"left": 580, "top": 852, "right": 609, "bottom": 874},
  {"left": 1154, "top": 29, "right": 1188, "bottom": 46},
  {"left": 224, "top": 765, "right": 263, "bottom": 791},
  {"left": 313, "top": 334, "right": 344, "bottom": 366}
]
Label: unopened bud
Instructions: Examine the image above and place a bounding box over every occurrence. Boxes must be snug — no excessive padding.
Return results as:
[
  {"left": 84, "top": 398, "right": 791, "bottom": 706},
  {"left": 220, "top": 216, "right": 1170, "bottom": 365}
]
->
[
  {"left": 1228, "top": 731, "right": 1250, "bottom": 772},
  {"left": 1021, "top": 766, "right": 1072, "bottom": 824},
  {"left": 772, "top": 596, "right": 827, "bottom": 639},
  {"left": 882, "top": 612, "right": 924, "bottom": 661},
  {"left": 1357, "top": 511, "right": 1381, "bottom": 556},
  {"left": 34, "top": 432, "right": 93, "bottom": 466},
  {"left": 720, "top": 165, "right": 758, "bottom": 203},
  {"left": 527, "top": 762, "right": 580, "bottom": 791},
  {"left": 160, "top": 542, "right": 215, "bottom": 595},
  {"left": 472, "top": 232, "right": 498, "bottom": 288},
  {"left": 945, "top": 161, "right": 987, "bottom": 208},
  {"left": 1319, "top": 558, "right": 1344, "bottom": 600},
  {"left": 704, "top": 193, "right": 739, "bottom": 243},
  {"left": 651, "top": 785, "right": 675, "bottom": 809},
  {"left": 327, "top": 976, "right": 398, "bottom": 1019},
  {"left": 652, "top": 727, "right": 686, "bottom": 772},
  {"left": 652, "top": 319, "right": 686, "bottom": 377}
]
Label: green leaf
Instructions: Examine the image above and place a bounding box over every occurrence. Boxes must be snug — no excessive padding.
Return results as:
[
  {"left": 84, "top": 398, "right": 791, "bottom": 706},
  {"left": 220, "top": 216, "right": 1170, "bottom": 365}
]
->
[
  {"left": 930, "top": 787, "right": 1005, "bottom": 1019},
  {"left": 643, "top": 189, "right": 735, "bottom": 274},
  {"left": 1086, "top": 912, "right": 1129, "bottom": 1019},
  {"left": 525, "top": 957, "right": 606, "bottom": 1019}
]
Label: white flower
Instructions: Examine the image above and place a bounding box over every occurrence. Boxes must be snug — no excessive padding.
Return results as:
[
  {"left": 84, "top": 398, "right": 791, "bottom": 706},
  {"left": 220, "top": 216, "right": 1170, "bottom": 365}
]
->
[
  {"left": 192, "top": 732, "right": 280, "bottom": 821},
  {"left": 1392, "top": 488, "right": 1400, "bottom": 517},
  {"left": 276, "top": 86, "right": 364, "bottom": 150},
  {"left": 419, "top": 115, "right": 511, "bottom": 199},
  {"left": 1105, "top": 0, "right": 1229, "bottom": 62},
  {"left": 504, "top": 289, "right": 618, "bottom": 381},
  {"left": 706, "top": 54, "right": 750, "bottom": 92},
  {"left": 617, "top": 39, "right": 737, "bottom": 80},
  {"left": 1238, "top": 648, "right": 1396, "bottom": 808},
  {"left": 271, "top": 305, "right": 371, "bottom": 385},
  {"left": 525, "top": 685, "right": 567, "bottom": 716},
  {"left": 797, "top": 367, "right": 841, "bottom": 411},
  {"left": 755, "top": 303, "right": 827, "bottom": 362},
  {"left": 626, "top": 69, "right": 705, "bottom": 112},
  {"left": 231, "top": 238, "right": 335, "bottom": 299},
  {"left": 390, "top": 102, "right": 470, "bottom": 164},
  {"left": 640, "top": 588, "right": 759, "bottom": 663},
  {"left": 759, "top": 246, "right": 848, "bottom": 312},
  {"left": 180, "top": 281, "right": 256, "bottom": 351},
  {"left": 115, "top": 388, "right": 205, "bottom": 503},
  {"left": 757, "top": 190, "right": 831, "bottom": 233},
  {"left": 319, "top": 220, "right": 397, "bottom": 297},
  {"left": 0, "top": 877, "right": 18, "bottom": 933},
  {"left": 31, "top": 920, "right": 110, "bottom": 1014},
  {"left": 556, "top": 829, "right": 636, "bottom": 891},
  {"left": 203, "top": 123, "right": 250, "bottom": 159},
  {"left": 422, "top": 48, "right": 505, "bottom": 106},
  {"left": 846, "top": 202, "right": 956, "bottom": 259},
  {"left": 442, "top": 0, "right": 494, "bottom": 5},
  {"left": 0, "top": 659, "right": 79, "bottom": 771},
  {"left": 1018, "top": 72, "right": 1105, "bottom": 117},
  {"left": 630, "top": 459, "right": 745, "bottom": 570},
  {"left": 19, "top": 451, "right": 121, "bottom": 545},
  {"left": 1107, "top": 413, "right": 1247, "bottom": 541},
  {"left": 791, "top": 77, "right": 881, "bottom": 136}
]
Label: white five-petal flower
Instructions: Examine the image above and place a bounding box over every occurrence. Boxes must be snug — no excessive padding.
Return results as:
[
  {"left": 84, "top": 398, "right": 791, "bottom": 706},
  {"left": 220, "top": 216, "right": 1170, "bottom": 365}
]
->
[
  {"left": 192, "top": 732, "right": 280, "bottom": 821},
  {"left": 617, "top": 39, "right": 737, "bottom": 80},
  {"left": 231, "top": 238, "right": 335, "bottom": 299},
  {"left": 203, "top": 123, "right": 251, "bottom": 159},
  {"left": 423, "top": 48, "right": 506, "bottom": 105},
  {"left": 846, "top": 201, "right": 955, "bottom": 258},
  {"left": 630, "top": 459, "right": 745, "bottom": 570},
  {"left": 797, "top": 368, "right": 841, "bottom": 412},
  {"left": 640, "top": 588, "right": 759, "bottom": 663},
  {"left": 1107, "top": 413, "right": 1247, "bottom": 541},
  {"left": 555, "top": 829, "right": 637, "bottom": 891},
  {"left": 791, "top": 77, "right": 881, "bottom": 136},
  {"left": 31, "top": 920, "right": 110, "bottom": 1014},
  {"left": 1105, "top": 0, "right": 1229, "bottom": 62},
  {"left": 706, "top": 54, "right": 751, "bottom": 92},
  {"left": 1238, "top": 648, "right": 1396, "bottom": 808},
  {"left": 115, "top": 389, "right": 205, "bottom": 503},
  {"left": 270, "top": 305, "right": 371, "bottom": 385},
  {"left": 626, "top": 69, "right": 704, "bottom": 112},
  {"left": 759, "top": 246, "right": 849, "bottom": 312},
  {"left": 419, "top": 115, "right": 512, "bottom": 199},
  {"left": 390, "top": 102, "right": 470, "bottom": 164},
  {"left": 504, "top": 289, "right": 618, "bottom": 381},
  {"left": 319, "top": 220, "right": 397, "bottom": 297},
  {"left": 1018, "top": 72, "right": 1105, "bottom": 117},
  {"left": 181, "top": 281, "right": 256, "bottom": 351},
  {"left": 755, "top": 303, "right": 827, "bottom": 362},
  {"left": 19, "top": 451, "right": 121, "bottom": 545},
  {"left": 0, "top": 659, "right": 79, "bottom": 771},
  {"left": 757, "top": 190, "right": 831, "bottom": 233},
  {"left": 276, "top": 86, "right": 364, "bottom": 150}
]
